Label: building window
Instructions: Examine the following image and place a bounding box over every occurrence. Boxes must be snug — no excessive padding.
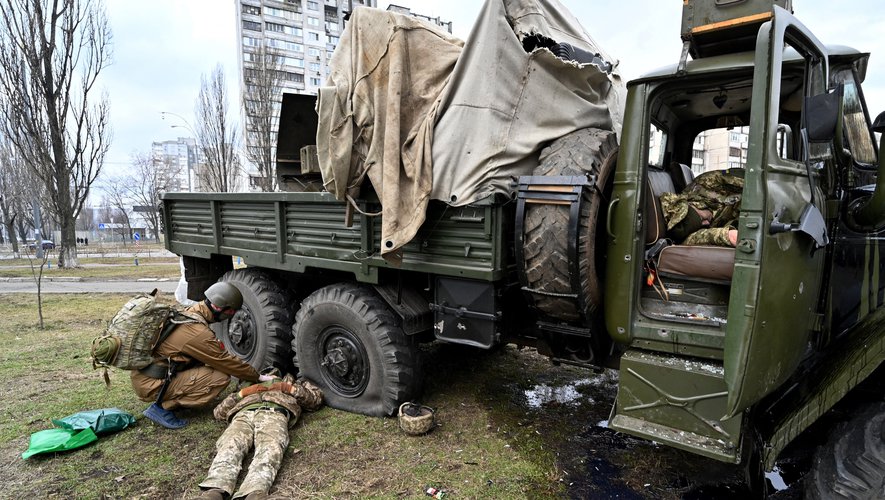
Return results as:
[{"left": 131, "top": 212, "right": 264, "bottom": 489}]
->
[
  {"left": 284, "top": 71, "right": 304, "bottom": 83},
  {"left": 267, "top": 23, "right": 303, "bottom": 37},
  {"left": 242, "top": 36, "right": 260, "bottom": 47},
  {"left": 309, "top": 62, "right": 320, "bottom": 72},
  {"left": 282, "top": 56, "right": 304, "bottom": 68},
  {"left": 326, "top": 34, "right": 339, "bottom": 44},
  {"left": 325, "top": 21, "right": 339, "bottom": 32},
  {"left": 266, "top": 7, "right": 297, "bottom": 20},
  {"left": 729, "top": 147, "right": 741, "bottom": 158},
  {"left": 242, "top": 20, "right": 262, "bottom": 32},
  {"left": 692, "top": 149, "right": 703, "bottom": 159},
  {"left": 308, "top": 16, "right": 320, "bottom": 27},
  {"left": 308, "top": 47, "right": 321, "bottom": 57},
  {"left": 308, "top": 32, "right": 320, "bottom": 41},
  {"left": 242, "top": 4, "right": 260, "bottom": 15},
  {"left": 307, "top": 1, "right": 318, "bottom": 10},
  {"left": 310, "top": 77, "right": 322, "bottom": 86},
  {"left": 268, "top": 38, "right": 304, "bottom": 52}
]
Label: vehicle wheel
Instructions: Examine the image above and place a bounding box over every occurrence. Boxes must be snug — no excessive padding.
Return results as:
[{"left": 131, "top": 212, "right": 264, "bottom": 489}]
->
[
  {"left": 292, "top": 283, "right": 421, "bottom": 417},
  {"left": 215, "top": 268, "right": 293, "bottom": 370},
  {"left": 522, "top": 127, "right": 618, "bottom": 322},
  {"left": 805, "top": 402, "right": 885, "bottom": 499}
]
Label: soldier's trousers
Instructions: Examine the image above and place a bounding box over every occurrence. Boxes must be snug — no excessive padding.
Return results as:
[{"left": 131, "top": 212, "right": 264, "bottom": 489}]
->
[{"left": 199, "top": 408, "right": 290, "bottom": 498}]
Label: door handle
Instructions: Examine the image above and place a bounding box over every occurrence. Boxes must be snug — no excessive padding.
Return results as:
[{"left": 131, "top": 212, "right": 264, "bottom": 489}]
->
[{"left": 606, "top": 197, "right": 620, "bottom": 239}]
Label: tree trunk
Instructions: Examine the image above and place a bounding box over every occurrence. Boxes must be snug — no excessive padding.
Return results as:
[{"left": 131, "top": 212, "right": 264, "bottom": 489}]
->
[
  {"left": 3, "top": 219, "right": 17, "bottom": 254},
  {"left": 57, "top": 217, "right": 78, "bottom": 268}
]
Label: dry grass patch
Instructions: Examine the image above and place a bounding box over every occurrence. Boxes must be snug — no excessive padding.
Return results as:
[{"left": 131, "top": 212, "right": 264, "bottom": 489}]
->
[{"left": 0, "top": 294, "right": 567, "bottom": 499}]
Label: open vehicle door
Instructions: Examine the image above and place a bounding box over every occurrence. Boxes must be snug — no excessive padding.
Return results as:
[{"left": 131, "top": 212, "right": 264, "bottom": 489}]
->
[{"left": 723, "top": 6, "right": 831, "bottom": 417}]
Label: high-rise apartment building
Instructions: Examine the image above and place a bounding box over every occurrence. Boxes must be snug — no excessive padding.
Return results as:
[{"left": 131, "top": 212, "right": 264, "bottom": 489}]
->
[
  {"left": 235, "top": 0, "right": 378, "bottom": 189},
  {"left": 234, "top": 1, "right": 456, "bottom": 190},
  {"left": 386, "top": 4, "right": 452, "bottom": 33},
  {"left": 152, "top": 138, "right": 204, "bottom": 193}
]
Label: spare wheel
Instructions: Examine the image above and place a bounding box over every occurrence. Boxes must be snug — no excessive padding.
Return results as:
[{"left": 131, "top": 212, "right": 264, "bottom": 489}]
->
[{"left": 521, "top": 127, "right": 618, "bottom": 322}]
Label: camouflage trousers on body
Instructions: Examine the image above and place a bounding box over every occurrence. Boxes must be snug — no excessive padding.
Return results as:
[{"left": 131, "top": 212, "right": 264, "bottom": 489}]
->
[
  {"left": 683, "top": 226, "right": 734, "bottom": 246},
  {"left": 198, "top": 409, "right": 290, "bottom": 499}
]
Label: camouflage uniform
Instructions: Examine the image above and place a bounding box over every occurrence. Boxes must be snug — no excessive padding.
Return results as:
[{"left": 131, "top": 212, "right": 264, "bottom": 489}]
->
[
  {"left": 660, "top": 169, "right": 744, "bottom": 246},
  {"left": 198, "top": 376, "right": 323, "bottom": 499}
]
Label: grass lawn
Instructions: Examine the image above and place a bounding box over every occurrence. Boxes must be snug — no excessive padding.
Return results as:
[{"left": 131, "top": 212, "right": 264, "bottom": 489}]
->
[
  {"left": 0, "top": 293, "right": 569, "bottom": 499},
  {"left": 0, "top": 263, "right": 180, "bottom": 280}
]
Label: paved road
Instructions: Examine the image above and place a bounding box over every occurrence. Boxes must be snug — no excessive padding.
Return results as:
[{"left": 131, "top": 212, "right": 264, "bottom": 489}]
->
[{"left": 0, "top": 277, "right": 178, "bottom": 294}]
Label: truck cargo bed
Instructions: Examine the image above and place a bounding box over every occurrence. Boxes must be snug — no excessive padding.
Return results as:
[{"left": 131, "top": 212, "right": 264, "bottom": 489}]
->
[{"left": 161, "top": 191, "right": 509, "bottom": 283}]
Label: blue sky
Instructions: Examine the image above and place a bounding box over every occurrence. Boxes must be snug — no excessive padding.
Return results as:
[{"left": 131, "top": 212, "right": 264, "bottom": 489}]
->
[{"left": 100, "top": 0, "right": 885, "bottom": 172}]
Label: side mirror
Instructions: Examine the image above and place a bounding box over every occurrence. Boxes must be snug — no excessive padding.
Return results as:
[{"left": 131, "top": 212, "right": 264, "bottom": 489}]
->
[
  {"left": 872, "top": 111, "right": 885, "bottom": 134},
  {"left": 804, "top": 85, "right": 843, "bottom": 142}
]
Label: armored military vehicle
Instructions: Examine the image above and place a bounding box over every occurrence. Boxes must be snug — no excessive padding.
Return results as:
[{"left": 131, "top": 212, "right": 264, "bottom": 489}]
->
[{"left": 162, "top": 0, "right": 885, "bottom": 494}]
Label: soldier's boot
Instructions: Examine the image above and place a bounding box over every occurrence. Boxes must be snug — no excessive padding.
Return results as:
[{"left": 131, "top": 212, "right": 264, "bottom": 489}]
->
[
  {"left": 195, "top": 488, "right": 228, "bottom": 500},
  {"left": 143, "top": 403, "right": 188, "bottom": 429}
]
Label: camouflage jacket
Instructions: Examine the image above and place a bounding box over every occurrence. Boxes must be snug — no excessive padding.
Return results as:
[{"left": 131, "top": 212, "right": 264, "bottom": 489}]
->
[
  {"left": 660, "top": 169, "right": 744, "bottom": 245},
  {"left": 213, "top": 378, "right": 323, "bottom": 427}
]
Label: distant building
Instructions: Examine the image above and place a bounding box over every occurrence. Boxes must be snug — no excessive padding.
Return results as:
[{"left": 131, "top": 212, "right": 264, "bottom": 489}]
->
[
  {"left": 234, "top": 0, "right": 378, "bottom": 190},
  {"left": 386, "top": 4, "right": 453, "bottom": 33},
  {"left": 234, "top": 1, "right": 453, "bottom": 190},
  {"left": 692, "top": 127, "right": 749, "bottom": 174},
  {"left": 151, "top": 137, "right": 204, "bottom": 193}
]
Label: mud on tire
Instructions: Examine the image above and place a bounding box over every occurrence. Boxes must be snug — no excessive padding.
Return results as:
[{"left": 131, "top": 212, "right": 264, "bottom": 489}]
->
[
  {"left": 215, "top": 268, "right": 293, "bottom": 370},
  {"left": 522, "top": 128, "right": 618, "bottom": 322},
  {"left": 291, "top": 283, "right": 422, "bottom": 417},
  {"left": 806, "top": 402, "right": 885, "bottom": 499}
]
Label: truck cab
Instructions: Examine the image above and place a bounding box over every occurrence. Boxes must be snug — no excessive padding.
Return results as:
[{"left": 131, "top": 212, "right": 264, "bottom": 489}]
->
[{"left": 605, "top": 4, "right": 885, "bottom": 474}]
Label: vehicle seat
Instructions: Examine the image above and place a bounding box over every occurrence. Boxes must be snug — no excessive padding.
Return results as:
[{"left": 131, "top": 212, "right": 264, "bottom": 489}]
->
[{"left": 645, "top": 164, "right": 735, "bottom": 282}]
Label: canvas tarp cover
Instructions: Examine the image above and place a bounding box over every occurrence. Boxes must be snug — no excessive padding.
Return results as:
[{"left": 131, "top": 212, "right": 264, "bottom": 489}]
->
[
  {"left": 316, "top": 7, "right": 463, "bottom": 262},
  {"left": 316, "top": 0, "right": 624, "bottom": 260}
]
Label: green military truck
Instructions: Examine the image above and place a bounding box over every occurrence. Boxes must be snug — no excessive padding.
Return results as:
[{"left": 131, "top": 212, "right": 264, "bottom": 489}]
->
[{"left": 162, "top": 1, "right": 885, "bottom": 495}]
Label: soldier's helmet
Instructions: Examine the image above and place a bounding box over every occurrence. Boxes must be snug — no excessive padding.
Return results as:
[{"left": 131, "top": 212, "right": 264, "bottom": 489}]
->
[
  {"left": 205, "top": 282, "right": 244, "bottom": 310},
  {"left": 398, "top": 402, "right": 435, "bottom": 436}
]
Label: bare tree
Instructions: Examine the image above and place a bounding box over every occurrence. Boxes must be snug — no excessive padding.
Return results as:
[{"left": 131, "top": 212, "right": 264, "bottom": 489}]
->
[
  {"left": 242, "top": 45, "right": 284, "bottom": 192},
  {"left": 24, "top": 240, "right": 53, "bottom": 328},
  {"left": 0, "top": 136, "right": 46, "bottom": 256},
  {"left": 122, "top": 151, "right": 178, "bottom": 243},
  {"left": 0, "top": 0, "right": 112, "bottom": 268},
  {"left": 196, "top": 64, "right": 241, "bottom": 192},
  {"left": 0, "top": 137, "right": 24, "bottom": 253},
  {"left": 100, "top": 184, "right": 132, "bottom": 246}
]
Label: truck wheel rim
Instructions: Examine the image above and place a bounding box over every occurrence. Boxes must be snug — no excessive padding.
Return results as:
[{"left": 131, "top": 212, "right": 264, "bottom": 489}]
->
[
  {"left": 227, "top": 307, "right": 256, "bottom": 357},
  {"left": 319, "top": 326, "right": 369, "bottom": 397}
]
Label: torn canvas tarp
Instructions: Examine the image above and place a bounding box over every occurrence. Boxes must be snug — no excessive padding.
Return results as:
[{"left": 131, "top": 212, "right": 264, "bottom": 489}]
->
[
  {"left": 431, "top": 0, "right": 625, "bottom": 206},
  {"left": 316, "top": 0, "right": 624, "bottom": 260},
  {"left": 316, "top": 7, "right": 463, "bottom": 262}
]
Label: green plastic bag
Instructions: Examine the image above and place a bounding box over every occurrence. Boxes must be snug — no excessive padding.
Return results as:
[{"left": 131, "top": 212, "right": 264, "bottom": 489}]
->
[
  {"left": 22, "top": 428, "right": 97, "bottom": 459},
  {"left": 22, "top": 408, "right": 134, "bottom": 459},
  {"left": 52, "top": 408, "right": 135, "bottom": 434}
]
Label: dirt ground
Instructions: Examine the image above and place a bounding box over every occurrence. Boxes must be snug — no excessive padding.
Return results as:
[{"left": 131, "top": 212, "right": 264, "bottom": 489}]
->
[{"left": 427, "top": 344, "right": 817, "bottom": 500}]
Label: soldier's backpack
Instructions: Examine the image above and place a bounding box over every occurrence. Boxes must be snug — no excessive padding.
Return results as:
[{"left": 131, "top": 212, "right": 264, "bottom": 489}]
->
[{"left": 91, "top": 289, "right": 206, "bottom": 385}]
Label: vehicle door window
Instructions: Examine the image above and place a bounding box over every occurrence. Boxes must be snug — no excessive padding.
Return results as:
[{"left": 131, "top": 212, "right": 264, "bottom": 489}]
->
[
  {"left": 649, "top": 123, "right": 667, "bottom": 167},
  {"left": 836, "top": 70, "right": 877, "bottom": 165}
]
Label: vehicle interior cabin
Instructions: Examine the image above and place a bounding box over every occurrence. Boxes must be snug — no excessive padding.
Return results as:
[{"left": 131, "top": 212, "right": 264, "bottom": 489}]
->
[{"left": 638, "top": 59, "right": 810, "bottom": 329}]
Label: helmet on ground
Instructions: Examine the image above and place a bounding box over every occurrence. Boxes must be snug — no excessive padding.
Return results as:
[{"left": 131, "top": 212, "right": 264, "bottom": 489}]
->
[
  {"left": 204, "top": 282, "right": 243, "bottom": 310},
  {"left": 398, "top": 402, "right": 435, "bottom": 436}
]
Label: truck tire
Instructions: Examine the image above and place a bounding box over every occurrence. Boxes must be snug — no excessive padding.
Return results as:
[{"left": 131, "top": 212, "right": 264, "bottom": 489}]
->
[
  {"left": 292, "top": 283, "right": 421, "bottom": 417},
  {"left": 216, "top": 268, "right": 293, "bottom": 370},
  {"left": 522, "top": 128, "right": 618, "bottom": 322},
  {"left": 806, "top": 403, "right": 885, "bottom": 499}
]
